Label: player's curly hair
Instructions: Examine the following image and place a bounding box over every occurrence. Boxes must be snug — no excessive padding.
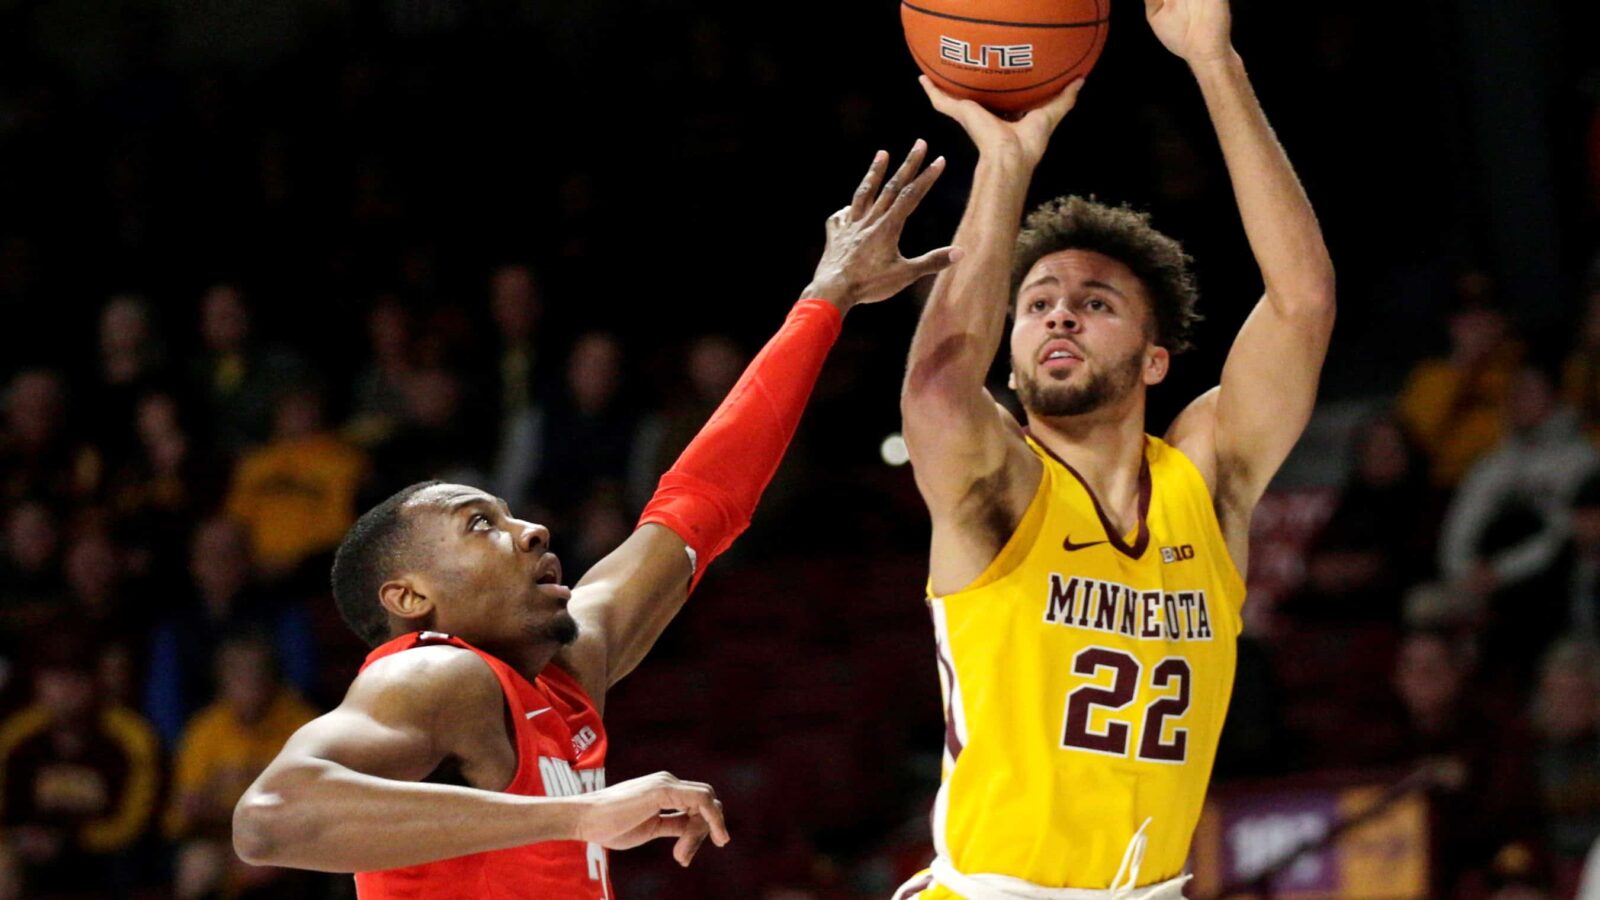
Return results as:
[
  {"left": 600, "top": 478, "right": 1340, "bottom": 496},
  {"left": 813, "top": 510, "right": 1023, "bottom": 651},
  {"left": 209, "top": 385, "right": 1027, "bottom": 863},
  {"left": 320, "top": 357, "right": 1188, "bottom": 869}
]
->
[
  {"left": 1012, "top": 196, "right": 1201, "bottom": 354},
  {"left": 332, "top": 481, "right": 441, "bottom": 648}
]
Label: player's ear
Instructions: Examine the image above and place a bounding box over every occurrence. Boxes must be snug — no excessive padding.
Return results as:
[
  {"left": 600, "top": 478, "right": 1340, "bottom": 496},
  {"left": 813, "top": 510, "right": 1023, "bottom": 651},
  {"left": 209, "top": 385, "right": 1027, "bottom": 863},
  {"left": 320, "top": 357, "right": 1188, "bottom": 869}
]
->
[
  {"left": 379, "top": 576, "right": 434, "bottom": 623},
  {"left": 1143, "top": 345, "right": 1170, "bottom": 386}
]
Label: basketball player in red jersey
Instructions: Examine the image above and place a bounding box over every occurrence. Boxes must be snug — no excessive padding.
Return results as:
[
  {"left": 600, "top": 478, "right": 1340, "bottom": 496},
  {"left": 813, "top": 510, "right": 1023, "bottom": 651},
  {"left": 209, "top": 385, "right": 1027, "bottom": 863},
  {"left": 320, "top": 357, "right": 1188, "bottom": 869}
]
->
[{"left": 232, "top": 143, "right": 961, "bottom": 898}]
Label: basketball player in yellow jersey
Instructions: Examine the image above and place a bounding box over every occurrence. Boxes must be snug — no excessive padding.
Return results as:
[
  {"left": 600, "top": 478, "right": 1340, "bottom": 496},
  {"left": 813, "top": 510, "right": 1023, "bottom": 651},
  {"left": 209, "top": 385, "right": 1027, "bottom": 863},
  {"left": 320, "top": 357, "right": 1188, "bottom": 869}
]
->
[{"left": 893, "top": 0, "right": 1335, "bottom": 898}]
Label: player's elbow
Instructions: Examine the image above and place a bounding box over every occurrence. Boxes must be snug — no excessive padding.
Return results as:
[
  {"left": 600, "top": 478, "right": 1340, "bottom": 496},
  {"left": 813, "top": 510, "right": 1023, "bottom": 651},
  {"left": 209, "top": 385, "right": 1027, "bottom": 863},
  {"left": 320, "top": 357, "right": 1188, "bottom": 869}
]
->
[
  {"left": 1271, "top": 268, "right": 1337, "bottom": 322},
  {"left": 902, "top": 335, "right": 990, "bottom": 404},
  {"left": 900, "top": 363, "right": 977, "bottom": 426},
  {"left": 232, "top": 787, "right": 284, "bottom": 866},
  {"left": 232, "top": 766, "right": 324, "bottom": 867}
]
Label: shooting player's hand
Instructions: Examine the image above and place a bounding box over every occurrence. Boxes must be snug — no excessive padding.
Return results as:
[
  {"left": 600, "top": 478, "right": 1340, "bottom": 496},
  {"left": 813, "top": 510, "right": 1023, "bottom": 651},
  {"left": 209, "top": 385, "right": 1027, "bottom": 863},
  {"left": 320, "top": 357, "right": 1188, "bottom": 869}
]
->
[{"left": 919, "top": 75, "right": 1084, "bottom": 168}]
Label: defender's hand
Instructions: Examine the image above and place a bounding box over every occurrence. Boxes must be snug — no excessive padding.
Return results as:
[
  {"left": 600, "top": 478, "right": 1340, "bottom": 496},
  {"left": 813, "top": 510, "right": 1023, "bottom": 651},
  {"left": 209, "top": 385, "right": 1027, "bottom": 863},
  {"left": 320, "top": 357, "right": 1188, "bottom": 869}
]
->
[
  {"left": 803, "top": 140, "right": 962, "bottom": 312},
  {"left": 1145, "top": 0, "right": 1233, "bottom": 66},
  {"left": 919, "top": 75, "right": 1084, "bottom": 170},
  {"left": 575, "top": 771, "right": 729, "bottom": 867}
]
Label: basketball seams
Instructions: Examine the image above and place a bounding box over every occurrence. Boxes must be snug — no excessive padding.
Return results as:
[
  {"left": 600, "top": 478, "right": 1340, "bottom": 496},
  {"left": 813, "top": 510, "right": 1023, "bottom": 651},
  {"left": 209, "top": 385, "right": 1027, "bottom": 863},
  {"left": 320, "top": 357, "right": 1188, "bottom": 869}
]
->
[{"left": 900, "top": 0, "right": 1110, "bottom": 29}]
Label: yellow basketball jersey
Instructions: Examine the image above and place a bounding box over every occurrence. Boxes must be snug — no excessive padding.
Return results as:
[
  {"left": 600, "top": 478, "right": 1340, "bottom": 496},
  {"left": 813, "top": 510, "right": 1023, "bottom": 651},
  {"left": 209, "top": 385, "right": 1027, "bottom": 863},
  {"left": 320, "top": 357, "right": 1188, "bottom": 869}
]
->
[{"left": 921, "top": 434, "right": 1245, "bottom": 892}]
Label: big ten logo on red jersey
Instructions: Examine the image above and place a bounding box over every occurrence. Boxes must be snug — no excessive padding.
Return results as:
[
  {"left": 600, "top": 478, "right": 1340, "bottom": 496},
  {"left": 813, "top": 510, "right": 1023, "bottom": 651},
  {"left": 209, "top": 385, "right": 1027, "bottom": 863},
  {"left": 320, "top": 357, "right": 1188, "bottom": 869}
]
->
[
  {"left": 572, "top": 726, "right": 598, "bottom": 756},
  {"left": 537, "top": 757, "right": 606, "bottom": 797},
  {"left": 938, "top": 36, "right": 1033, "bottom": 70}
]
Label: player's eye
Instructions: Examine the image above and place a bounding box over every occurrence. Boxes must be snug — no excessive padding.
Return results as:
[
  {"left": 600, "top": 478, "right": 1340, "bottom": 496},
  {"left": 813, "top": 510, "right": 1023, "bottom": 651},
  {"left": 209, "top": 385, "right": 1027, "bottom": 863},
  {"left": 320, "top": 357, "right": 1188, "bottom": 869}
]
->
[
  {"left": 1086, "top": 298, "right": 1109, "bottom": 312},
  {"left": 469, "top": 513, "right": 493, "bottom": 531},
  {"left": 1029, "top": 298, "right": 1048, "bottom": 312}
]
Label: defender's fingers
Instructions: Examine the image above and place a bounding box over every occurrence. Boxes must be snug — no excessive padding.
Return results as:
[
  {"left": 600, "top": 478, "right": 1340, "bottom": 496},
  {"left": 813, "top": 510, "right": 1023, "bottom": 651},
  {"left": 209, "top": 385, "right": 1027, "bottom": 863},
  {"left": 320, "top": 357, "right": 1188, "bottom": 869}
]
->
[
  {"left": 672, "top": 823, "right": 712, "bottom": 867},
  {"left": 884, "top": 155, "right": 947, "bottom": 224},
  {"left": 905, "top": 245, "right": 966, "bottom": 278},
  {"left": 850, "top": 151, "right": 890, "bottom": 219},
  {"left": 663, "top": 785, "right": 729, "bottom": 846},
  {"left": 871, "top": 139, "right": 929, "bottom": 218}
]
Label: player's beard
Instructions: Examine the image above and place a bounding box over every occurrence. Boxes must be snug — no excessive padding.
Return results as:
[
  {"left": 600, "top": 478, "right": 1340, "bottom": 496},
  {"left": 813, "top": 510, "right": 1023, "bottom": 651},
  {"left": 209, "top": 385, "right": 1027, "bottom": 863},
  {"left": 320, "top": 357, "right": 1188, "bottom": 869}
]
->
[
  {"left": 528, "top": 609, "right": 580, "bottom": 646},
  {"left": 1013, "top": 344, "right": 1144, "bottom": 418}
]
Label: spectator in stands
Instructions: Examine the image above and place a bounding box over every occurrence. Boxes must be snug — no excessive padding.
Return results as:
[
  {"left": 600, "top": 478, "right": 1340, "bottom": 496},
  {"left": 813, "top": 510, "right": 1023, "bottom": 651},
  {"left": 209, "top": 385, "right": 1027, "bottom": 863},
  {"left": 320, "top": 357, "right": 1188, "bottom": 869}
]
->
[
  {"left": 1397, "top": 280, "right": 1519, "bottom": 488},
  {"left": 0, "top": 633, "right": 162, "bottom": 897},
  {"left": 1530, "top": 639, "right": 1600, "bottom": 874},
  {"left": 1387, "top": 629, "right": 1536, "bottom": 895},
  {"left": 1284, "top": 415, "right": 1434, "bottom": 624},
  {"left": 61, "top": 521, "right": 135, "bottom": 638},
  {"left": 0, "top": 502, "right": 67, "bottom": 655},
  {"left": 189, "top": 283, "right": 305, "bottom": 457},
  {"left": 631, "top": 334, "right": 746, "bottom": 509},
  {"left": 87, "top": 295, "right": 170, "bottom": 462},
  {"left": 1563, "top": 474, "right": 1600, "bottom": 638},
  {"left": 0, "top": 370, "right": 101, "bottom": 506},
  {"left": 369, "top": 364, "right": 487, "bottom": 499},
  {"left": 1563, "top": 279, "right": 1600, "bottom": 443},
  {"left": 106, "top": 391, "right": 222, "bottom": 595},
  {"left": 487, "top": 265, "right": 546, "bottom": 507},
  {"left": 225, "top": 384, "right": 367, "bottom": 581},
  {"left": 144, "top": 516, "right": 315, "bottom": 746},
  {"left": 1440, "top": 361, "right": 1600, "bottom": 672},
  {"left": 489, "top": 263, "right": 544, "bottom": 417},
  {"left": 527, "top": 332, "right": 639, "bottom": 522},
  {"left": 166, "top": 635, "right": 316, "bottom": 899},
  {"left": 345, "top": 295, "right": 413, "bottom": 449}
]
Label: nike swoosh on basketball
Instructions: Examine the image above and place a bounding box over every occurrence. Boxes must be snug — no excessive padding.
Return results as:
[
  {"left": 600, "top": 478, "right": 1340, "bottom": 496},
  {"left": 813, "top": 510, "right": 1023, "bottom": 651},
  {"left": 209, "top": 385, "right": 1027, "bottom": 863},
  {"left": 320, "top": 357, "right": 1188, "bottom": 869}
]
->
[
  {"left": 1062, "top": 536, "right": 1108, "bottom": 552},
  {"left": 525, "top": 707, "right": 552, "bottom": 720}
]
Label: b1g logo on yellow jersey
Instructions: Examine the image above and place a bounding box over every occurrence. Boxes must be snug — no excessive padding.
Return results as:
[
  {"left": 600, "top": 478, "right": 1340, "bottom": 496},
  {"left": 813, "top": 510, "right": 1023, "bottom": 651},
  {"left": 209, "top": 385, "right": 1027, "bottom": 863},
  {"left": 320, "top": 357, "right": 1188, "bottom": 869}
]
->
[{"left": 1160, "top": 544, "right": 1195, "bottom": 564}]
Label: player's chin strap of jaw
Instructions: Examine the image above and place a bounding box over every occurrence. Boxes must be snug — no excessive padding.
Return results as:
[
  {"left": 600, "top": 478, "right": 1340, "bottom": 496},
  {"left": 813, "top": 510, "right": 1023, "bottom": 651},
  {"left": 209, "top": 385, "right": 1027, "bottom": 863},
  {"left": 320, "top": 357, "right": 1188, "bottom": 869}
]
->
[
  {"left": 637, "top": 299, "right": 843, "bottom": 592},
  {"left": 925, "top": 819, "right": 1191, "bottom": 900}
]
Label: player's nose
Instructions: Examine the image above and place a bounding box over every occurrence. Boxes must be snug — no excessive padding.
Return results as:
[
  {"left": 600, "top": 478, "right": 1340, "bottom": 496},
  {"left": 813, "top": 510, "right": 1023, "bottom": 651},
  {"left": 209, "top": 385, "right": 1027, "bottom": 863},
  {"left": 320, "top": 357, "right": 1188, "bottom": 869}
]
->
[
  {"left": 513, "top": 521, "right": 550, "bottom": 553},
  {"left": 1045, "top": 311, "right": 1080, "bottom": 333}
]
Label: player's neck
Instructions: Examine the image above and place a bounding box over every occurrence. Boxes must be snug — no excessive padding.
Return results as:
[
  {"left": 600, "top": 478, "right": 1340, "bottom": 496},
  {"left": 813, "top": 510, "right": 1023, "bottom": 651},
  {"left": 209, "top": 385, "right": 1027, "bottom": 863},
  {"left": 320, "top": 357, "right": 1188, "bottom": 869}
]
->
[
  {"left": 479, "top": 638, "right": 564, "bottom": 684},
  {"left": 1028, "top": 399, "right": 1148, "bottom": 530}
]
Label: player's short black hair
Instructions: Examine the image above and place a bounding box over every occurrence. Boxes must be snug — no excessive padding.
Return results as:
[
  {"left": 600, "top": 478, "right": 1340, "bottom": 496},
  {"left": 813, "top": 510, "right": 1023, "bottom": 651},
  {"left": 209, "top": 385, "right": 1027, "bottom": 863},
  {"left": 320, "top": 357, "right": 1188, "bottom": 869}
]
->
[
  {"left": 332, "top": 481, "right": 442, "bottom": 648},
  {"left": 1012, "top": 196, "right": 1201, "bottom": 354}
]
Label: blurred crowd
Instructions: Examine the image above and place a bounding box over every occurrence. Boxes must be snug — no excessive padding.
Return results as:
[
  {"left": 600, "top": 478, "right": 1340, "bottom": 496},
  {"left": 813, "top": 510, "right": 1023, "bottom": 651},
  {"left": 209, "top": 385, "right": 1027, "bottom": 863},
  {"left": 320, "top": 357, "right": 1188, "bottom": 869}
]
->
[{"left": 1, "top": 0, "right": 1598, "bottom": 898}]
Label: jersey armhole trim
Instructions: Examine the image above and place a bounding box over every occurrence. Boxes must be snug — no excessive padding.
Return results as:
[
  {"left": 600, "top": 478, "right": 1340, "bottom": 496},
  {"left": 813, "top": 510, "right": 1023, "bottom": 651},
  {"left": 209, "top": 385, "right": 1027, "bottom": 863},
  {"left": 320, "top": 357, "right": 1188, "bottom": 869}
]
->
[{"left": 1161, "top": 440, "right": 1249, "bottom": 605}]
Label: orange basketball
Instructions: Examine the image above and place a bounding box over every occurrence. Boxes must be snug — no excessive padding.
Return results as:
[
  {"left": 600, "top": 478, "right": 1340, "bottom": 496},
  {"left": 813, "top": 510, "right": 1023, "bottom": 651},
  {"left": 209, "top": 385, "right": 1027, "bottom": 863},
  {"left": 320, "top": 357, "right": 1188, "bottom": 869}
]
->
[{"left": 902, "top": 0, "right": 1109, "bottom": 115}]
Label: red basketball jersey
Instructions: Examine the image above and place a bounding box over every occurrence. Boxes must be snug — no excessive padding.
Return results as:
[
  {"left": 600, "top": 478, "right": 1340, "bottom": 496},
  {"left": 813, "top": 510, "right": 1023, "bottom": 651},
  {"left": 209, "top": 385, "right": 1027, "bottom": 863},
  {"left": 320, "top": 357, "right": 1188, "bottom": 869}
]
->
[{"left": 353, "top": 631, "right": 613, "bottom": 899}]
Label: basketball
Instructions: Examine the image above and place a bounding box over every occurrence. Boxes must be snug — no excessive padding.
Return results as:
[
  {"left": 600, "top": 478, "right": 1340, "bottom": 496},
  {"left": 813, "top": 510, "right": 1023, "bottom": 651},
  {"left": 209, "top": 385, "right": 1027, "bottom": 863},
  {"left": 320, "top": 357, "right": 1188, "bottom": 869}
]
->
[{"left": 901, "top": 0, "right": 1109, "bottom": 115}]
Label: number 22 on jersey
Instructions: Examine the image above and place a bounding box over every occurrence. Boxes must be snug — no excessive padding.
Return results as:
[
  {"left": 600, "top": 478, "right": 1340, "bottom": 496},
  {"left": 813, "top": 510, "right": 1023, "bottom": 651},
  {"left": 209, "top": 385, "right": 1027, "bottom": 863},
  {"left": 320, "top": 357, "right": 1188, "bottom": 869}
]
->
[{"left": 1061, "top": 647, "right": 1191, "bottom": 763}]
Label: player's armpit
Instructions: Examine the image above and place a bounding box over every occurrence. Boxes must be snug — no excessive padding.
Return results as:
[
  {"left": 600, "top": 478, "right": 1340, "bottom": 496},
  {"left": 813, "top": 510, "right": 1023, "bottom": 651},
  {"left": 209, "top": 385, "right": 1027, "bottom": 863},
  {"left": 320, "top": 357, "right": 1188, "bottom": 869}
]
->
[
  {"left": 564, "top": 523, "right": 693, "bottom": 696},
  {"left": 904, "top": 386, "right": 1043, "bottom": 595}
]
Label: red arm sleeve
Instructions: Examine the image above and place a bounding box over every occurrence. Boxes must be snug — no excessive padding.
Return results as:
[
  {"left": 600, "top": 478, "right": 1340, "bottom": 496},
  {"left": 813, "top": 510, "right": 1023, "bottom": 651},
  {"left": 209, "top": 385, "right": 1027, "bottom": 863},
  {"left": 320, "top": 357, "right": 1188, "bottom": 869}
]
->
[{"left": 637, "top": 299, "right": 843, "bottom": 591}]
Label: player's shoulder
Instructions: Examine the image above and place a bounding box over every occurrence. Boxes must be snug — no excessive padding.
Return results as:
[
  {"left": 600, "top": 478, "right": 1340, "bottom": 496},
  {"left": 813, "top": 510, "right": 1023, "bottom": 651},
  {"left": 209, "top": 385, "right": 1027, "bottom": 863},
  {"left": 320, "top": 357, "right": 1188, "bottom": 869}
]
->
[
  {"left": 1161, "top": 387, "right": 1220, "bottom": 495},
  {"left": 348, "top": 643, "right": 503, "bottom": 721}
]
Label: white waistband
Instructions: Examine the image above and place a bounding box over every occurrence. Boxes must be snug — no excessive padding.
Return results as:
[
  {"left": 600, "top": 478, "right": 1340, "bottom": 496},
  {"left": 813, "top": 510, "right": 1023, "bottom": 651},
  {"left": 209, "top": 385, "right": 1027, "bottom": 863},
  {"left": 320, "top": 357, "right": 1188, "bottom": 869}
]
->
[
  {"left": 926, "top": 859, "right": 1189, "bottom": 900},
  {"left": 922, "top": 819, "right": 1189, "bottom": 900}
]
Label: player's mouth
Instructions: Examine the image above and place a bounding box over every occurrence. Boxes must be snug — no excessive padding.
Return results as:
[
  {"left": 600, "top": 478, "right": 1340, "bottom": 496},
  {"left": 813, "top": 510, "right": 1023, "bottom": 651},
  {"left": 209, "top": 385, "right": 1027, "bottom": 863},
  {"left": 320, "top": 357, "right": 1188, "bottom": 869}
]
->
[
  {"left": 535, "top": 553, "right": 571, "bottom": 600},
  {"left": 1038, "top": 339, "right": 1083, "bottom": 372}
]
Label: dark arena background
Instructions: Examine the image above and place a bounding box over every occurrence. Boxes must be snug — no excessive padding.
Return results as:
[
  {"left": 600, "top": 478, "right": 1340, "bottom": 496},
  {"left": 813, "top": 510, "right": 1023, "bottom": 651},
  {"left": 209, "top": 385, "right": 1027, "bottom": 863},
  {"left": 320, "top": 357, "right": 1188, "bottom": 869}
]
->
[{"left": 1, "top": 0, "right": 1598, "bottom": 897}]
